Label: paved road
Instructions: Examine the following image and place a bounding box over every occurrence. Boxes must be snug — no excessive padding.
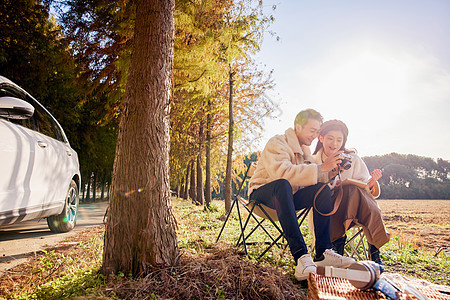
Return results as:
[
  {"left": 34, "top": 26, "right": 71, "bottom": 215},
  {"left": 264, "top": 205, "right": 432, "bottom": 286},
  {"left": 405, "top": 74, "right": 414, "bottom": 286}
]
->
[{"left": 0, "top": 201, "right": 108, "bottom": 275}]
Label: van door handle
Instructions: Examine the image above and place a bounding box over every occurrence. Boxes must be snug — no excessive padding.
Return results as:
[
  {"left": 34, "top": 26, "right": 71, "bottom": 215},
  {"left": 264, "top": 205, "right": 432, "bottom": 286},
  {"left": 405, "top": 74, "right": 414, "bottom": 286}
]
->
[
  {"left": 66, "top": 150, "right": 72, "bottom": 156},
  {"left": 37, "top": 141, "right": 48, "bottom": 148}
]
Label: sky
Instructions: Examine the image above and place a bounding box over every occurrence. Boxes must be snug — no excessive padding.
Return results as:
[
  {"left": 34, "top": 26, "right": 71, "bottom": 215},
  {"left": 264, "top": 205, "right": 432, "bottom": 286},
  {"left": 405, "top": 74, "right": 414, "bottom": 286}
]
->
[{"left": 254, "top": 0, "right": 450, "bottom": 161}]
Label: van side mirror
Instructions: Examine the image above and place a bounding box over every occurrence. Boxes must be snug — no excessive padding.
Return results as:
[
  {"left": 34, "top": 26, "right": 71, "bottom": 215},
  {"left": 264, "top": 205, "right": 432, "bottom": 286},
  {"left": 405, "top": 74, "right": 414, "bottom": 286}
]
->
[{"left": 0, "top": 96, "right": 34, "bottom": 119}]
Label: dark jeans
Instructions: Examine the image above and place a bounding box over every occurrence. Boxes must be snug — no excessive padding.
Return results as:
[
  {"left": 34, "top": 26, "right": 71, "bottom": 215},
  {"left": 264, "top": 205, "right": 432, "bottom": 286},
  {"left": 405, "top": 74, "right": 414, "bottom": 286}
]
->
[{"left": 250, "top": 179, "right": 332, "bottom": 261}]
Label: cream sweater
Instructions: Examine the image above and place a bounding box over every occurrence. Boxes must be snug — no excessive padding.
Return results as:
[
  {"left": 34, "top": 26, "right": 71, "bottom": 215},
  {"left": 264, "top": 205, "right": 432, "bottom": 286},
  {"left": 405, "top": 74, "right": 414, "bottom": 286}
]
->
[{"left": 248, "top": 128, "right": 328, "bottom": 196}]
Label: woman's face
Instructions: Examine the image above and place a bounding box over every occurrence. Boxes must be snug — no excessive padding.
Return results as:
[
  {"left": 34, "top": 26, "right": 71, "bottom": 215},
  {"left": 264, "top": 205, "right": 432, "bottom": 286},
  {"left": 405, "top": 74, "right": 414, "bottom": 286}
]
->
[{"left": 319, "top": 130, "right": 344, "bottom": 157}]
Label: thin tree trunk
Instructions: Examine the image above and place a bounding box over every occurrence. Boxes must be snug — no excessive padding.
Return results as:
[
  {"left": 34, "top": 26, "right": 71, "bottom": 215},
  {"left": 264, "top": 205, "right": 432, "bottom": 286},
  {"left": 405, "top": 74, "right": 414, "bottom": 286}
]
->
[
  {"left": 189, "top": 159, "right": 197, "bottom": 203},
  {"left": 100, "top": 173, "right": 105, "bottom": 200},
  {"left": 224, "top": 69, "right": 234, "bottom": 212},
  {"left": 102, "top": 0, "right": 177, "bottom": 276},
  {"left": 81, "top": 181, "right": 86, "bottom": 202},
  {"left": 92, "top": 172, "right": 97, "bottom": 202},
  {"left": 179, "top": 178, "right": 185, "bottom": 199},
  {"left": 196, "top": 123, "right": 205, "bottom": 205},
  {"left": 205, "top": 99, "right": 212, "bottom": 207},
  {"left": 176, "top": 178, "right": 180, "bottom": 198},
  {"left": 196, "top": 154, "right": 204, "bottom": 205},
  {"left": 86, "top": 173, "right": 91, "bottom": 202},
  {"left": 183, "top": 163, "right": 190, "bottom": 200}
]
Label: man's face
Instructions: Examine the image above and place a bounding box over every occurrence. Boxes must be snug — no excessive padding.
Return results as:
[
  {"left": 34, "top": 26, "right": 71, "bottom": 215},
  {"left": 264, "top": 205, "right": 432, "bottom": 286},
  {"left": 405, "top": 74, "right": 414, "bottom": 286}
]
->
[{"left": 295, "top": 118, "right": 321, "bottom": 146}]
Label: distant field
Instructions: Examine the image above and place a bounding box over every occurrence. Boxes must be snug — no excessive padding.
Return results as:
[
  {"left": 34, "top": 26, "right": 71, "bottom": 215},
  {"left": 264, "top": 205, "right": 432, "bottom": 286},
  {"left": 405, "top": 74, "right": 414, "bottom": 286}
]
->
[{"left": 377, "top": 200, "right": 450, "bottom": 254}]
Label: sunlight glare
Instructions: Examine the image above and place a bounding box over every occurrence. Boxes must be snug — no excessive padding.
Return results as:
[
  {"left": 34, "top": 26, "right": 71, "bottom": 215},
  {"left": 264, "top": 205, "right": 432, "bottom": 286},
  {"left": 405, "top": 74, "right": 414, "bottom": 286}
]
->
[{"left": 315, "top": 50, "right": 409, "bottom": 123}]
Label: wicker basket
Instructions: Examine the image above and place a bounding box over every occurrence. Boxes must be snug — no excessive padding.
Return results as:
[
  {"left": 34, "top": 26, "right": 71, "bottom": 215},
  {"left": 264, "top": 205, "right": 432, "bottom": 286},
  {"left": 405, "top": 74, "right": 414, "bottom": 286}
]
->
[{"left": 308, "top": 273, "right": 450, "bottom": 300}]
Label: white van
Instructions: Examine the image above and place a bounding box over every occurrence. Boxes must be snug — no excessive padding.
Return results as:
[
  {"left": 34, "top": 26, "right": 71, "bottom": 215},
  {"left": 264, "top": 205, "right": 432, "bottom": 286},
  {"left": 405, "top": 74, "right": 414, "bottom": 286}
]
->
[{"left": 0, "top": 76, "right": 81, "bottom": 232}]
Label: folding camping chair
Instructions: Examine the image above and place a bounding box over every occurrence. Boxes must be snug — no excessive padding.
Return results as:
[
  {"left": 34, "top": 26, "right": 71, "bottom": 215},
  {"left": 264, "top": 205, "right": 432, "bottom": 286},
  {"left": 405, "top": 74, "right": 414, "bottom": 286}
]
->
[
  {"left": 216, "top": 162, "right": 311, "bottom": 260},
  {"left": 344, "top": 226, "right": 370, "bottom": 260}
]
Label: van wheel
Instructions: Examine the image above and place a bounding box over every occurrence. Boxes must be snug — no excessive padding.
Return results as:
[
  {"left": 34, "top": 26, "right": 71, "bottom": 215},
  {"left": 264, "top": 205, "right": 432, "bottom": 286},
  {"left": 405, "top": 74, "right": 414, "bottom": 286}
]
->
[{"left": 47, "top": 180, "right": 79, "bottom": 233}]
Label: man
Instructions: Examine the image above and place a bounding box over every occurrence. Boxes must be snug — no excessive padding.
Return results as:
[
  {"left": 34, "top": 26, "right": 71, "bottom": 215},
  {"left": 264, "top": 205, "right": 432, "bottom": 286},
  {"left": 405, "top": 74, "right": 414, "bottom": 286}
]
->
[{"left": 248, "top": 109, "right": 355, "bottom": 281}]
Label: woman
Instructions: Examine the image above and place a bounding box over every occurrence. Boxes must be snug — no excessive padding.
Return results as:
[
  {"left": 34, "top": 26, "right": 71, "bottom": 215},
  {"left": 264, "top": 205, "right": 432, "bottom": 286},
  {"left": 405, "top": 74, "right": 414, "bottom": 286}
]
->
[{"left": 313, "top": 120, "right": 390, "bottom": 264}]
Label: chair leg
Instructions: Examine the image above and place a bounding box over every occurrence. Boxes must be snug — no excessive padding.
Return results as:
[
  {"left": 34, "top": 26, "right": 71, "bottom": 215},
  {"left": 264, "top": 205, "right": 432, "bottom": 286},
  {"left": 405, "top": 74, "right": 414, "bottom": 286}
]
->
[
  {"left": 235, "top": 197, "right": 249, "bottom": 256},
  {"left": 216, "top": 198, "right": 238, "bottom": 243},
  {"left": 257, "top": 206, "right": 311, "bottom": 260},
  {"left": 239, "top": 207, "right": 279, "bottom": 247},
  {"left": 344, "top": 228, "right": 369, "bottom": 260}
]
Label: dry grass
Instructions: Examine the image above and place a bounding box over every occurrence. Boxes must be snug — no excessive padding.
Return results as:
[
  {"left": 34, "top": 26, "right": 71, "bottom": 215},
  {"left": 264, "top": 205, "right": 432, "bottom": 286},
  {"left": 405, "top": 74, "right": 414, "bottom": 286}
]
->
[{"left": 104, "top": 243, "right": 305, "bottom": 300}]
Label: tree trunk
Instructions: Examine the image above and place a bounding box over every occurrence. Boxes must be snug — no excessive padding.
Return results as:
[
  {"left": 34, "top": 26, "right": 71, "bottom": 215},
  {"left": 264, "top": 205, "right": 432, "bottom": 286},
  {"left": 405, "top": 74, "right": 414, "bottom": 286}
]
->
[
  {"left": 196, "top": 154, "right": 204, "bottom": 205},
  {"left": 189, "top": 159, "right": 197, "bottom": 203},
  {"left": 205, "top": 99, "right": 212, "bottom": 207},
  {"left": 183, "top": 163, "right": 190, "bottom": 200},
  {"left": 176, "top": 178, "right": 180, "bottom": 198},
  {"left": 86, "top": 173, "right": 91, "bottom": 202},
  {"left": 196, "top": 124, "right": 205, "bottom": 205},
  {"left": 92, "top": 171, "right": 97, "bottom": 201},
  {"left": 81, "top": 181, "right": 86, "bottom": 202},
  {"left": 224, "top": 69, "right": 234, "bottom": 212},
  {"left": 100, "top": 173, "right": 105, "bottom": 200},
  {"left": 102, "top": 0, "right": 177, "bottom": 276}
]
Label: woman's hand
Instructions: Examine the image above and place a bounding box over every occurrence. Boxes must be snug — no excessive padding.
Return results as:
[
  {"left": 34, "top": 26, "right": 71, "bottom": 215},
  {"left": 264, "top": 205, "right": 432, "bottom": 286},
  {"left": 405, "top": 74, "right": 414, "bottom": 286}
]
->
[
  {"left": 321, "top": 151, "right": 344, "bottom": 173},
  {"left": 368, "top": 169, "right": 382, "bottom": 188}
]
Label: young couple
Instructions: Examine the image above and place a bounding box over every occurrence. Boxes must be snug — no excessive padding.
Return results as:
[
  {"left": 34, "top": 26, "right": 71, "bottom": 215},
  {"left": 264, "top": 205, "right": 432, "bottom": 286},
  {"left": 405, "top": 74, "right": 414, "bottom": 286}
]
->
[{"left": 248, "top": 109, "right": 390, "bottom": 281}]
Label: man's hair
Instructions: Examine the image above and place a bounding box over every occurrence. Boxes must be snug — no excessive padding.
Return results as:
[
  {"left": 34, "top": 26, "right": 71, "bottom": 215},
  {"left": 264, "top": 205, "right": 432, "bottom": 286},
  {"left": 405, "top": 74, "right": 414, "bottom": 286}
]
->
[{"left": 294, "top": 109, "right": 323, "bottom": 127}]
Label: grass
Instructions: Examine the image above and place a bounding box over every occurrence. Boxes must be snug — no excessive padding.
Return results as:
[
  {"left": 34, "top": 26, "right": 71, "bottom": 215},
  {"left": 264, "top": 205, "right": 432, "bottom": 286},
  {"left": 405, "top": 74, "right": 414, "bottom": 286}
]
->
[{"left": 0, "top": 197, "right": 449, "bottom": 299}]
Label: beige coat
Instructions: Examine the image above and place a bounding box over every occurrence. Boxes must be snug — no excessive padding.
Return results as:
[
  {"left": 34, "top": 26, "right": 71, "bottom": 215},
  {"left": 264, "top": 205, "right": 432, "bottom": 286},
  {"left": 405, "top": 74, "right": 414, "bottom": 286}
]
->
[{"left": 248, "top": 128, "right": 328, "bottom": 197}]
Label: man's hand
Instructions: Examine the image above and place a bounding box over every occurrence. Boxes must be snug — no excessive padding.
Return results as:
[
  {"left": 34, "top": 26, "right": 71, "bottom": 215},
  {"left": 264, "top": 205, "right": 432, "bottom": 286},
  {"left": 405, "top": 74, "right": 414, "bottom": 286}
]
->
[
  {"left": 321, "top": 151, "right": 344, "bottom": 173},
  {"left": 368, "top": 169, "right": 382, "bottom": 188},
  {"left": 301, "top": 144, "right": 312, "bottom": 157}
]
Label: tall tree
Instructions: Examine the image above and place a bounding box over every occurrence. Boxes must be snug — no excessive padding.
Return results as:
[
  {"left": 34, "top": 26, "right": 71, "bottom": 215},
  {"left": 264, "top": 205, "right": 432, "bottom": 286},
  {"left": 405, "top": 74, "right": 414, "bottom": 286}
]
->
[
  {"left": 224, "top": 69, "right": 235, "bottom": 212},
  {"left": 205, "top": 99, "right": 213, "bottom": 207},
  {"left": 102, "top": 0, "right": 178, "bottom": 276}
]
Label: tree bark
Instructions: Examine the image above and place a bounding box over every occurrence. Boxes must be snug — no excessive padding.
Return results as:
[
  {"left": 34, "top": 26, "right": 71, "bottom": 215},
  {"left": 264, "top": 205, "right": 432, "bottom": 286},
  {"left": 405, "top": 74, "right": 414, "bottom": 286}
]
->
[
  {"left": 92, "top": 171, "right": 97, "bottom": 201},
  {"left": 86, "top": 172, "right": 91, "bottom": 202},
  {"left": 224, "top": 69, "right": 234, "bottom": 212},
  {"left": 100, "top": 173, "right": 105, "bottom": 200},
  {"left": 189, "top": 159, "right": 197, "bottom": 203},
  {"left": 183, "top": 162, "right": 190, "bottom": 200},
  {"left": 102, "top": 0, "right": 178, "bottom": 276},
  {"left": 176, "top": 178, "right": 180, "bottom": 198},
  {"left": 81, "top": 180, "right": 86, "bottom": 202},
  {"left": 205, "top": 99, "right": 212, "bottom": 207},
  {"left": 196, "top": 124, "right": 205, "bottom": 205}
]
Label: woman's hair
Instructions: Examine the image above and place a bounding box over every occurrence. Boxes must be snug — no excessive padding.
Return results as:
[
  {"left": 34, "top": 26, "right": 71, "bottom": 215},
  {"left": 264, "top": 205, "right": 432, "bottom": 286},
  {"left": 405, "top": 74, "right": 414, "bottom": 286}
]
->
[{"left": 313, "top": 119, "right": 353, "bottom": 155}]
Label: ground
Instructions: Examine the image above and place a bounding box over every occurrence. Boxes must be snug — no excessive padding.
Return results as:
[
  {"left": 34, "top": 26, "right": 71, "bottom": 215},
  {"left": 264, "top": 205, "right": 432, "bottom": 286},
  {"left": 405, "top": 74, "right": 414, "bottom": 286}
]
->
[
  {"left": 0, "top": 199, "right": 448, "bottom": 299},
  {"left": 378, "top": 200, "right": 450, "bottom": 255}
]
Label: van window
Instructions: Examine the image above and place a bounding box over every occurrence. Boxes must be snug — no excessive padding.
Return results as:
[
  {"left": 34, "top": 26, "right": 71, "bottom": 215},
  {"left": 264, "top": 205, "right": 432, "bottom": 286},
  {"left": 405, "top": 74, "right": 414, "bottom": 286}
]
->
[
  {"left": 0, "top": 84, "right": 34, "bottom": 130},
  {"left": 33, "top": 104, "right": 60, "bottom": 140}
]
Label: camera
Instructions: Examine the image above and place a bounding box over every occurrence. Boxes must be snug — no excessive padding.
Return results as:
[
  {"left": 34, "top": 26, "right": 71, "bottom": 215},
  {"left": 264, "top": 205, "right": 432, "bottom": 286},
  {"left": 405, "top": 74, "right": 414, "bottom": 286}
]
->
[{"left": 339, "top": 153, "right": 353, "bottom": 170}]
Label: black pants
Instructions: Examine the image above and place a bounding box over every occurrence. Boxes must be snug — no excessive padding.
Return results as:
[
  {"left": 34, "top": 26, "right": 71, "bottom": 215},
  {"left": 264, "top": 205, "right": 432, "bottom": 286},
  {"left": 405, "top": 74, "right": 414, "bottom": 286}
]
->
[{"left": 250, "top": 179, "right": 333, "bottom": 261}]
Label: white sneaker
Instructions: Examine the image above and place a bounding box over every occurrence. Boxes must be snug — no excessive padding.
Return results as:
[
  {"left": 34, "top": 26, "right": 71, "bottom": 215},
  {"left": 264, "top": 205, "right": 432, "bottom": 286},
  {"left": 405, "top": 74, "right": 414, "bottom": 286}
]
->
[
  {"left": 295, "top": 254, "right": 317, "bottom": 281},
  {"left": 315, "top": 249, "right": 356, "bottom": 268}
]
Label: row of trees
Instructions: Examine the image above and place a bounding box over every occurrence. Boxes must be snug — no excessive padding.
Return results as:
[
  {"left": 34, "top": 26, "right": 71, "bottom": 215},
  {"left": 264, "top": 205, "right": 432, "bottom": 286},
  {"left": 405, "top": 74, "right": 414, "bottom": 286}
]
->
[
  {"left": 1, "top": 0, "right": 278, "bottom": 205},
  {"left": 1, "top": 0, "right": 278, "bottom": 275},
  {"left": 364, "top": 153, "right": 450, "bottom": 199}
]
